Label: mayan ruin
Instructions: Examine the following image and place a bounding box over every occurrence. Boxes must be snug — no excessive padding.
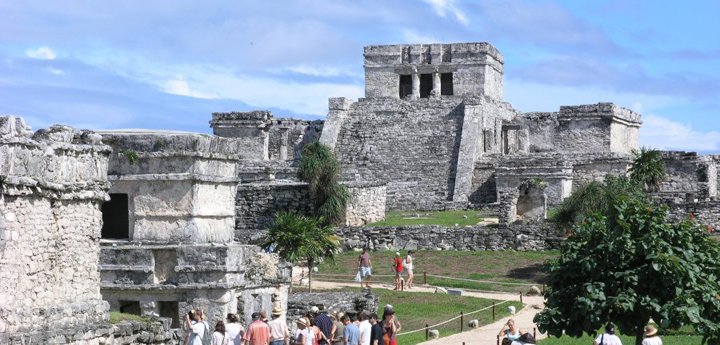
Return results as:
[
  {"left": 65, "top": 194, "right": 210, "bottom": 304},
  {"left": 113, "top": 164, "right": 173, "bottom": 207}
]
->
[{"left": 2, "top": 3, "right": 720, "bottom": 343}]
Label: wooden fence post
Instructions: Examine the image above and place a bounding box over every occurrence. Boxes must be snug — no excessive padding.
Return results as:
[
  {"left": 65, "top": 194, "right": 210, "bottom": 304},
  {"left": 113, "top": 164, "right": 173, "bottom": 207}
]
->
[
  {"left": 460, "top": 312, "right": 464, "bottom": 332},
  {"left": 425, "top": 324, "right": 429, "bottom": 340},
  {"left": 492, "top": 303, "right": 496, "bottom": 321},
  {"left": 520, "top": 293, "right": 523, "bottom": 304},
  {"left": 424, "top": 271, "right": 427, "bottom": 285}
]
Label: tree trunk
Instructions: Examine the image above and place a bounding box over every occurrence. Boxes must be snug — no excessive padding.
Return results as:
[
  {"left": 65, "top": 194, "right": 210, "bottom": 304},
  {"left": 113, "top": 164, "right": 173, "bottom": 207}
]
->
[
  {"left": 308, "top": 258, "right": 314, "bottom": 293},
  {"left": 635, "top": 324, "right": 644, "bottom": 345}
]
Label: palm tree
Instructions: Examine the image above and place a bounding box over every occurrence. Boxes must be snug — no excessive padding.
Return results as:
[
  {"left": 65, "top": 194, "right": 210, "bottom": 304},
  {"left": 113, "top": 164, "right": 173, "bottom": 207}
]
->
[
  {"left": 629, "top": 147, "right": 666, "bottom": 192},
  {"left": 298, "top": 141, "right": 350, "bottom": 225},
  {"left": 261, "top": 211, "right": 340, "bottom": 292}
]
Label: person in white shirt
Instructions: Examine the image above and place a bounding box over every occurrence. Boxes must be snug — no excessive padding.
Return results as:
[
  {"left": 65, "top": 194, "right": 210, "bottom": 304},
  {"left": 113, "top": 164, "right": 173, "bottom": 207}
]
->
[
  {"left": 185, "top": 309, "right": 210, "bottom": 345},
  {"left": 642, "top": 325, "right": 662, "bottom": 345},
  {"left": 226, "top": 313, "right": 246, "bottom": 345},
  {"left": 593, "top": 323, "right": 623, "bottom": 345},
  {"left": 404, "top": 251, "right": 414, "bottom": 289},
  {"left": 213, "top": 321, "right": 230, "bottom": 345},
  {"left": 357, "top": 312, "right": 372, "bottom": 345}
]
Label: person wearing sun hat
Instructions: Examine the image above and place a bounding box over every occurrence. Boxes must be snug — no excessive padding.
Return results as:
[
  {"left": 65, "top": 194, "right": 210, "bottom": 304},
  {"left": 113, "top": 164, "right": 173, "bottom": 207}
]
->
[
  {"left": 268, "top": 306, "right": 289, "bottom": 345},
  {"left": 294, "top": 317, "right": 313, "bottom": 345},
  {"left": 642, "top": 325, "right": 662, "bottom": 345}
]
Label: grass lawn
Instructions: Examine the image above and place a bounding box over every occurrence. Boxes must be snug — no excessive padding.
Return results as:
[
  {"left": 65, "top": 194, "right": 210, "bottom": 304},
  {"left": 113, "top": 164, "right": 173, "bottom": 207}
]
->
[
  {"left": 324, "top": 287, "right": 523, "bottom": 345},
  {"left": 367, "top": 210, "right": 489, "bottom": 227},
  {"left": 318, "top": 250, "right": 556, "bottom": 293},
  {"left": 540, "top": 333, "right": 704, "bottom": 345}
]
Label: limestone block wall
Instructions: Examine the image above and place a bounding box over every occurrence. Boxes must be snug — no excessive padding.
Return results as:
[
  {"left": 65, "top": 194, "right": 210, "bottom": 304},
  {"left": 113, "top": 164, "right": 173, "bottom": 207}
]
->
[
  {"left": 494, "top": 157, "right": 573, "bottom": 206},
  {"left": 0, "top": 117, "right": 111, "bottom": 334},
  {"left": 554, "top": 103, "right": 641, "bottom": 154},
  {"left": 102, "top": 132, "right": 240, "bottom": 243},
  {"left": 334, "top": 98, "right": 465, "bottom": 210},
  {"left": 335, "top": 223, "right": 563, "bottom": 251},
  {"left": 469, "top": 160, "right": 497, "bottom": 205},
  {"left": 344, "top": 182, "right": 386, "bottom": 226},
  {"left": 363, "top": 42, "right": 504, "bottom": 100},
  {"left": 267, "top": 118, "right": 323, "bottom": 161},
  {"left": 235, "top": 182, "right": 315, "bottom": 244},
  {"left": 521, "top": 112, "right": 559, "bottom": 153},
  {"left": 210, "top": 111, "right": 271, "bottom": 160},
  {"left": 656, "top": 151, "right": 717, "bottom": 200}
]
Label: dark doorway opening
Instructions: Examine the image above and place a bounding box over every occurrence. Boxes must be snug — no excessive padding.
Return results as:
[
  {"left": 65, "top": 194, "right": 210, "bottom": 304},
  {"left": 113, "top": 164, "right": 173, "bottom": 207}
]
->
[
  {"left": 399, "top": 75, "right": 412, "bottom": 99},
  {"left": 101, "top": 193, "right": 129, "bottom": 239},
  {"left": 419, "top": 74, "right": 433, "bottom": 98},
  {"left": 441, "top": 73, "right": 453, "bottom": 95},
  {"left": 159, "top": 301, "right": 180, "bottom": 328},
  {"left": 119, "top": 300, "right": 141, "bottom": 315}
]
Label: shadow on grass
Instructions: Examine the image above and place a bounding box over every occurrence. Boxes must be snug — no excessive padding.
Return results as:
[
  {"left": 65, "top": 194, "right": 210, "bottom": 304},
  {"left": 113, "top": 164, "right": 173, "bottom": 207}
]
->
[{"left": 506, "top": 263, "right": 548, "bottom": 284}]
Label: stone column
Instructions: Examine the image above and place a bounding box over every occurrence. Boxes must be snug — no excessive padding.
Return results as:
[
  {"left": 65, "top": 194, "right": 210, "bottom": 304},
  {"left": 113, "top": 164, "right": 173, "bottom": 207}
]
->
[
  {"left": 279, "top": 128, "right": 289, "bottom": 161},
  {"left": 411, "top": 71, "right": 420, "bottom": 100},
  {"left": 433, "top": 71, "right": 441, "bottom": 94}
]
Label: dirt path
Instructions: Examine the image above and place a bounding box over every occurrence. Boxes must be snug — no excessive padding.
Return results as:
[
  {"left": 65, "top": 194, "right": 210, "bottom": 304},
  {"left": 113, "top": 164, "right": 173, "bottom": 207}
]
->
[{"left": 309, "top": 281, "right": 546, "bottom": 345}]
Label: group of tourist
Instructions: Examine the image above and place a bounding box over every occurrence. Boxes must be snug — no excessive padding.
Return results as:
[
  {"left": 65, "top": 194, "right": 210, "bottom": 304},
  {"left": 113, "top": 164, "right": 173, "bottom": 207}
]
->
[
  {"left": 591, "top": 323, "right": 663, "bottom": 345},
  {"left": 182, "top": 304, "right": 401, "bottom": 345},
  {"left": 296, "top": 304, "right": 401, "bottom": 345},
  {"left": 357, "top": 249, "right": 415, "bottom": 291},
  {"left": 183, "top": 306, "right": 289, "bottom": 345}
]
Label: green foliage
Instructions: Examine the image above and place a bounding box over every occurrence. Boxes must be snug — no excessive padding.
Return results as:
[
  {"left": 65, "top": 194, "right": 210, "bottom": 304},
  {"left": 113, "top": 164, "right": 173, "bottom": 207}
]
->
[
  {"left": 109, "top": 311, "right": 152, "bottom": 324},
  {"left": 262, "top": 211, "right": 340, "bottom": 292},
  {"left": 297, "top": 141, "right": 350, "bottom": 225},
  {"left": 535, "top": 198, "right": 720, "bottom": 345},
  {"left": 122, "top": 149, "right": 139, "bottom": 165},
  {"left": 551, "top": 175, "right": 646, "bottom": 229},
  {"left": 368, "top": 210, "right": 486, "bottom": 227},
  {"left": 152, "top": 139, "right": 167, "bottom": 151},
  {"left": 629, "top": 147, "right": 666, "bottom": 192}
]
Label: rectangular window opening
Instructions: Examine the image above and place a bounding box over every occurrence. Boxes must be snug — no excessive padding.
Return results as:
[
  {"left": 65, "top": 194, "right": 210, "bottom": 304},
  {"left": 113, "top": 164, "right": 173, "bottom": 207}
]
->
[
  {"left": 159, "top": 301, "right": 180, "bottom": 328},
  {"left": 419, "top": 74, "right": 433, "bottom": 98},
  {"left": 441, "top": 73, "right": 453, "bottom": 96},
  {"left": 399, "top": 75, "right": 412, "bottom": 99},
  {"left": 102, "top": 193, "right": 129, "bottom": 239},
  {"left": 118, "top": 300, "right": 141, "bottom": 315}
]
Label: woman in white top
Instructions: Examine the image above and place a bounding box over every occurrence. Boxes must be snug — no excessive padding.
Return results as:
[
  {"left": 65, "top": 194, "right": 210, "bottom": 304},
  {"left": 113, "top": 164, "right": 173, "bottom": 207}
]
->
[
  {"left": 593, "top": 323, "right": 623, "bottom": 345},
  {"left": 404, "top": 251, "right": 415, "bottom": 289},
  {"left": 642, "top": 325, "right": 662, "bottom": 345},
  {"left": 213, "top": 321, "right": 230, "bottom": 345},
  {"left": 226, "top": 313, "right": 245, "bottom": 345}
]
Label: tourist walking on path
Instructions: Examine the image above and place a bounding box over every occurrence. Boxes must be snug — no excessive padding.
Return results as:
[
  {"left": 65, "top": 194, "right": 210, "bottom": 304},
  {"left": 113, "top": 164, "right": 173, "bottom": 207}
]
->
[
  {"left": 358, "top": 312, "right": 372, "bottom": 345},
  {"left": 404, "top": 251, "right": 414, "bottom": 289},
  {"left": 392, "top": 252, "right": 404, "bottom": 291},
  {"left": 268, "top": 307, "right": 290, "bottom": 345},
  {"left": 245, "top": 312, "right": 271, "bottom": 345},
  {"left": 295, "top": 318, "right": 313, "bottom": 345},
  {"left": 358, "top": 249, "right": 372, "bottom": 288},
  {"left": 226, "top": 313, "right": 245, "bottom": 345},
  {"left": 312, "top": 307, "right": 334, "bottom": 345},
  {"left": 593, "top": 323, "right": 622, "bottom": 345},
  {"left": 213, "top": 321, "right": 230, "bottom": 345},
  {"left": 497, "top": 319, "right": 522, "bottom": 345},
  {"left": 642, "top": 325, "right": 662, "bottom": 345}
]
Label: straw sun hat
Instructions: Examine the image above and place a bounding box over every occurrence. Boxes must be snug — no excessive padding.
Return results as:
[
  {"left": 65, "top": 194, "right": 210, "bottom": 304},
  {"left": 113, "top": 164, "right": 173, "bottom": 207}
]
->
[{"left": 644, "top": 325, "right": 658, "bottom": 337}]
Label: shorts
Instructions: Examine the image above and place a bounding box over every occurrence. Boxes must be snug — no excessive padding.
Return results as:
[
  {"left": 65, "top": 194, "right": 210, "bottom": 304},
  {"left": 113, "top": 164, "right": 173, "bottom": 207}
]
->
[
  {"left": 361, "top": 266, "right": 372, "bottom": 277},
  {"left": 406, "top": 267, "right": 413, "bottom": 275}
]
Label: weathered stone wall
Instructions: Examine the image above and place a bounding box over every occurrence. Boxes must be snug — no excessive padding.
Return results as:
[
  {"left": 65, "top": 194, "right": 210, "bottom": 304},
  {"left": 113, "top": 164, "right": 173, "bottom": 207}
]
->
[
  {"left": 334, "top": 98, "right": 465, "bottom": 210},
  {"left": 102, "top": 132, "right": 240, "bottom": 243},
  {"left": 235, "top": 182, "right": 315, "bottom": 243},
  {"left": 335, "top": 222, "right": 562, "bottom": 251},
  {"left": 345, "top": 182, "right": 386, "bottom": 227},
  {"left": 469, "top": 160, "right": 497, "bottom": 205},
  {"left": 210, "top": 111, "right": 271, "bottom": 160},
  {"left": 287, "top": 291, "right": 378, "bottom": 325},
  {"left": 0, "top": 318, "right": 179, "bottom": 345},
  {"left": 267, "top": 118, "right": 323, "bottom": 161},
  {"left": 363, "top": 42, "right": 504, "bottom": 100},
  {"left": 555, "top": 103, "right": 641, "bottom": 154},
  {"left": 656, "top": 151, "right": 717, "bottom": 200},
  {"left": 0, "top": 117, "right": 111, "bottom": 334}
]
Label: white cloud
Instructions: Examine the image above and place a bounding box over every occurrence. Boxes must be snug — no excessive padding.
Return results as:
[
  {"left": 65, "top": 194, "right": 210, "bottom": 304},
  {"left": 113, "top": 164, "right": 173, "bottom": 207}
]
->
[
  {"left": 25, "top": 46, "right": 56, "bottom": 60},
  {"left": 282, "top": 64, "right": 361, "bottom": 78},
  {"left": 640, "top": 115, "right": 720, "bottom": 153},
  {"left": 46, "top": 67, "right": 65, "bottom": 75},
  {"left": 423, "top": 0, "right": 469, "bottom": 26},
  {"left": 161, "top": 76, "right": 214, "bottom": 99}
]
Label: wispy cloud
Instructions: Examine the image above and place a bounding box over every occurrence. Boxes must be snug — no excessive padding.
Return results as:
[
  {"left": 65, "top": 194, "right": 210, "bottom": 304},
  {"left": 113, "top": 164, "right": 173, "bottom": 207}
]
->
[
  {"left": 25, "top": 46, "right": 56, "bottom": 60},
  {"left": 423, "top": 0, "right": 469, "bottom": 26},
  {"left": 641, "top": 114, "right": 720, "bottom": 152}
]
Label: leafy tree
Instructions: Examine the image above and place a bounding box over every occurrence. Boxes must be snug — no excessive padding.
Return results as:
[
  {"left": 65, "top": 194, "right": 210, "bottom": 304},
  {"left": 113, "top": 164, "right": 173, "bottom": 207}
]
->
[
  {"left": 298, "top": 141, "right": 350, "bottom": 225},
  {"left": 261, "top": 211, "right": 340, "bottom": 292},
  {"left": 551, "top": 175, "right": 646, "bottom": 229},
  {"left": 536, "top": 198, "right": 720, "bottom": 345},
  {"left": 629, "top": 147, "right": 666, "bottom": 192}
]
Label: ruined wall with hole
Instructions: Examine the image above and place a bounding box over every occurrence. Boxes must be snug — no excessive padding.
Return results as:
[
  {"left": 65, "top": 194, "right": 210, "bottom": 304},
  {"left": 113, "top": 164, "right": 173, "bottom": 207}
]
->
[
  {"left": 267, "top": 119, "right": 323, "bottom": 161},
  {"left": 0, "top": 117, "right": 111, "bottom": 334},
  {"left": 654, "top": 151, "right": 717, "bottom": 200}
]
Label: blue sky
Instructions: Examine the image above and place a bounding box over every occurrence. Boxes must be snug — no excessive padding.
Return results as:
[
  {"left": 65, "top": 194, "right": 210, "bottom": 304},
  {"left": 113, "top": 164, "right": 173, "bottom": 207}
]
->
[{"left": 1, "top": 1, "right": 719, "bottom": 152}]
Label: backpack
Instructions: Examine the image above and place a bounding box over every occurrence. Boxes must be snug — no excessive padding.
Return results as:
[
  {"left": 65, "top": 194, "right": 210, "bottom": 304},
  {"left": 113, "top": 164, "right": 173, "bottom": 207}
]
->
[{"left": 201, "top": 322, "right": 212, "bottom": 345}]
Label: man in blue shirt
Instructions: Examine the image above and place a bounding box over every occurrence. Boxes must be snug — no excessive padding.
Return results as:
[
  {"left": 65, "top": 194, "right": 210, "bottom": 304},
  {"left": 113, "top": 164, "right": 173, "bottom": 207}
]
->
[{"left": 342, "top": 314, "right": 360, "bottom": 345}]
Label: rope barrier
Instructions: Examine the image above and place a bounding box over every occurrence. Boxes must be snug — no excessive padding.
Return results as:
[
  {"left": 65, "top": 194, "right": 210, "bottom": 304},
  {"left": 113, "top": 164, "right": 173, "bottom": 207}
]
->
[
  {"left": 312, "top": 272, "right": 537, "bottom": 286},
  {"left": 396, "top": 300, "right": 512, "bottom": 336}
]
